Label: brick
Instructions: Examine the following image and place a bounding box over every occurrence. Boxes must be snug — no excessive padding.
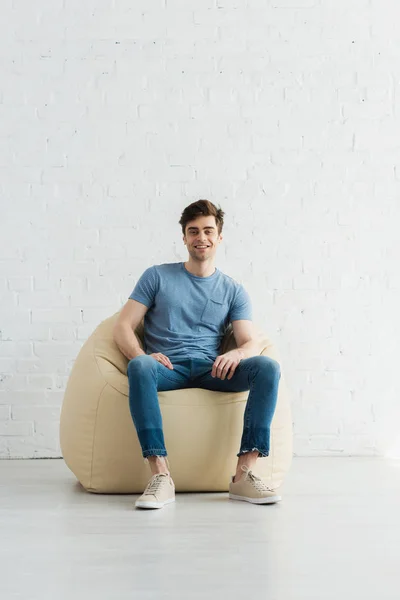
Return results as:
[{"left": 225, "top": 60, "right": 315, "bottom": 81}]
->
[
  {"left": 271, "top": 0, "right": 317, "bottom": 6},
  {"left": 7, "top": 277, "right": 33, "bottom": 292},
  {"left": 1, "top": 325, "right": 50, "bottom": 343},
  {"left": 11, "top": 405, "right": 61, "bottom": 421},
  {"left": 0, "top": 406, "right": 10, "bottom": 420},
  {"left": 0, "top": 421, "right": 34, "bottom": 436},
  {"left": 33, "top": 342, "right": 83, "bottom": 360},
  {"left": 0, "top": 343, "right": 33, "bottom": 358}
]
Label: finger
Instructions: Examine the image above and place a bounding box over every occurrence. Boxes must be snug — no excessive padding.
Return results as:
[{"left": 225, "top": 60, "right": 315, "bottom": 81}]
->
[
  {"left": 212, "top": 358, "right": 220, "bottom": 378},
  {"left": 157, "top": 354, "right": 168, "bottom": 367},
  {"left": 221, "top": 361, "right": 232, "bottom": 380},
  {"left": 211, "top": 359, "right": 217, "bottom": 377},
  {"left": 217, "top": 359, "right": 228, "bottom": 373},
  {"left": 215, "top": 360, "right": 224, "bottom": 378},
  {"left": 224, "top": 361, "right": 235, "bottom": 380},
  {"left": 217, "top": 361, "right": 228, "bottom": 379},
  {"left": 160, "top": 355, "right": 173, "bottom": 370},
  {"left": 227, "top": 364, "right": 236, "bottom": 380}
]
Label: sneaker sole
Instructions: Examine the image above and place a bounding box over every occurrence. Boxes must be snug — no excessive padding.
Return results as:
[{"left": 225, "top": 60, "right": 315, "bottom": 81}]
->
[
  {"left": 135, "top": 497, "right": 175, "bottom": 510},
  {"left": 229, "top": 493, "right": 281, "bottom": 504}
]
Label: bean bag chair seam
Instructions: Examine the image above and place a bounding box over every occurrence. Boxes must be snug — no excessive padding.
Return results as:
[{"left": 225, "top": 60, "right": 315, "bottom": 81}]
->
[{"left": 89, "top": 380, "right": 108, "bottom": 490}]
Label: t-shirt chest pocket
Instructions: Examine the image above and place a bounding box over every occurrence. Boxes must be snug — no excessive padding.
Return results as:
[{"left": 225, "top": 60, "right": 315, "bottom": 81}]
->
[{"left": 200, "top": 298, "right": 227, "bottom": 328}]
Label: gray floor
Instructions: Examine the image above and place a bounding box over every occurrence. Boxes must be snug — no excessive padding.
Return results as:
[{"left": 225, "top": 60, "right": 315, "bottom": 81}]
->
[{"left": 0, "top": 457, "right": 399, "bottom": 599}]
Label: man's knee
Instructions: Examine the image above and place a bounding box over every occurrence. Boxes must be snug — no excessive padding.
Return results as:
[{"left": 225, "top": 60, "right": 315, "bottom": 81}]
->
[
  {"left": 249, "top": 355, "right": 281, "bottom": 379},
  {"left": 127, "top": 354, "right": 155, "bottom": 374}
]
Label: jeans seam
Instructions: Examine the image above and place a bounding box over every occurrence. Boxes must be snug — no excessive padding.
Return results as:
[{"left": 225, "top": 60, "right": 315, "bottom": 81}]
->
[
  {"left": 157, "top": 369, "right": 185, "bottom": 385},
  {"left": 243, "top": 403, "right": 252, "bottom": 430}
]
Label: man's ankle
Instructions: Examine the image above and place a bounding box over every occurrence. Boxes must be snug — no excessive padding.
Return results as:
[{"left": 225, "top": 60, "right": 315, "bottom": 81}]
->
[
  {"left": 152, "top": 467, "right": 169, "bottom": 476},
  {"left": 147, "top": 455, "right": 169, "bottom": 476}
]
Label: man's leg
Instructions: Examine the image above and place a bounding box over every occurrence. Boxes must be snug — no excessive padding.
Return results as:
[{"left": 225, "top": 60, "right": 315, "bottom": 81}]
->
[
  {"left": 190, "top": 355, "right": 281, "bottom": 481},
  {"left": 127, "top": 355, "right": 190, "bottom": 476}
]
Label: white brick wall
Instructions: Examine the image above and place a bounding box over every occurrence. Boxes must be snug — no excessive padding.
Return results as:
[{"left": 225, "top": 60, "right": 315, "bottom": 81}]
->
[{"left": 1, "top": 0, "right": 399, "bottom": 458}]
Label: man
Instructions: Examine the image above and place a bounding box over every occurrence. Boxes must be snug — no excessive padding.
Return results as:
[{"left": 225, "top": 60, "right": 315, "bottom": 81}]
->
[{"left": 113, "top": 200, "right": 281, "bottom": 509}]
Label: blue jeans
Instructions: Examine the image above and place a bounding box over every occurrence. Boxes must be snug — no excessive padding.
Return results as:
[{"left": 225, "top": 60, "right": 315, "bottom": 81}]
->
[{"left": 127, "top": 355, "right": 281, "bottom": 459}]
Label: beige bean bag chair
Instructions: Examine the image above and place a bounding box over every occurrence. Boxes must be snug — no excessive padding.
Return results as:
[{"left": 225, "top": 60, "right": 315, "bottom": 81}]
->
[{"left": 60, "top": 313, "right": 293, "bottom": 493}]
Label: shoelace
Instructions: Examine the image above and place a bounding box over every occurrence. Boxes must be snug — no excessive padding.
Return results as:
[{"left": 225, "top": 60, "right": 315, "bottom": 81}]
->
[
  {"left": 144, "top": 473, "right": 169, "bottom": 496},
  {"left": 246, "top": 470, "right": 275, "bottom": 493}
]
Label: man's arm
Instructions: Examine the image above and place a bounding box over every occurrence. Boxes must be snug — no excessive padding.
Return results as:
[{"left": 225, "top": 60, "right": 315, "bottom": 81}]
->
[
  {"left": 113, "top": 299, "right": 148, "bottom": 360},
  {"left": 231, "top": 319, "right": 262, "bottom": 359}
]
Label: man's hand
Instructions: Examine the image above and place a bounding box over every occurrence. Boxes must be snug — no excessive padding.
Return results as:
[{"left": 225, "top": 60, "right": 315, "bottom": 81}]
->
[
  {"left": 211, "top": 349, "right": 244, "bottom": 380},
  {"left": 149, "top": 353, "right": 174, "bottom": 370}
]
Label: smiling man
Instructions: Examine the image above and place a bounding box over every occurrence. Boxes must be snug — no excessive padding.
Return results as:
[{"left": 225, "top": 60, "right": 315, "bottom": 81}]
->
[{"left": 113, "top": 200, "right": 282, "bottom": 509}]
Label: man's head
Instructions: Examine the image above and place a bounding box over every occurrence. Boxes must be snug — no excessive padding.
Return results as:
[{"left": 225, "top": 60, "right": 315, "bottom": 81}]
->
[{"left": 179, "top": 200, "right": 224, "bottom": 263}]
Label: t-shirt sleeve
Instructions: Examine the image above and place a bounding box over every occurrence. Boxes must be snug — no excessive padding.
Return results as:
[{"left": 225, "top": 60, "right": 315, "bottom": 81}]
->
[
  {"left": 128, "top": 266, "right": 159, "bottom": 308},
  {"left": 229, "top": 284, "right": 253, "bottom": 322}
]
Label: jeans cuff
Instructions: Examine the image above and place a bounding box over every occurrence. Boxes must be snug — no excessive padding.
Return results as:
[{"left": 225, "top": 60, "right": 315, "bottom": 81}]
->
[
  {"left": 237, "top": 448, "right": 269, "bottom": 458},
  {"left": 143, "top": 449, "right": 168, "bottom": 458}
]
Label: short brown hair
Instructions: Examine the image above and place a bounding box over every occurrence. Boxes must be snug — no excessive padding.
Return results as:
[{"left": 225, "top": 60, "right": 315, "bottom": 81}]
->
[{"left": 179, "top": 200, "right": 225, "bottom": 235}]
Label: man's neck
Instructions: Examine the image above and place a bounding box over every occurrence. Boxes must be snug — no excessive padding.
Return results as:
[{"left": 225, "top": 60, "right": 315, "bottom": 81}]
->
[{"left": 183, "top": 260, "right": 216, "bottom": 278}]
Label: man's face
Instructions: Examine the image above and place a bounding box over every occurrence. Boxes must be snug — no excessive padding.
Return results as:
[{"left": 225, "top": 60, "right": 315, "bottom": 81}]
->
[{"left": 183, "top": 216, "right": 222, "bottom": 262}]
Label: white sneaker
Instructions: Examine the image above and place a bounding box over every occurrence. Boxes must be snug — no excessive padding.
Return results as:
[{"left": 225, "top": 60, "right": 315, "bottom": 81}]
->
[
  {"left": 135, "top": 472, "right": 175, "bottom": 509},
  {"left": 229, "top": 465, "right": 282, "bottom": 504}
]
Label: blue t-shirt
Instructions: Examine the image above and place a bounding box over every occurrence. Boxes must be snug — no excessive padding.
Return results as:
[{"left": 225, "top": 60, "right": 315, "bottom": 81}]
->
[{"left": 128, "top": 262, "right": 252, "bottom": 362}]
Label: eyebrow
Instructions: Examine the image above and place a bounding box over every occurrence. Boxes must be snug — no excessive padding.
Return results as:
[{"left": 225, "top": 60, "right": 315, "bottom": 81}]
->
[{"left": 187, "top": 226, "right": 215, "bottom": 231}]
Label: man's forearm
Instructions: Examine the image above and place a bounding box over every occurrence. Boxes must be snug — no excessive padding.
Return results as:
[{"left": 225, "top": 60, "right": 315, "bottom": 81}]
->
[
  {"left": 113, "top": 323, "right": 146, "bottom": 361},
  {"left": 236, "top": 339, "right": 263, "bottom": 360}
]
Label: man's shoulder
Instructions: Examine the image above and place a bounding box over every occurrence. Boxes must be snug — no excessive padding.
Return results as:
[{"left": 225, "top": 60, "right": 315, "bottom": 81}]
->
[
  {"left": 146, "top": 262, "right": 181, "bottom": 275},
  {"left": 218, "top": 269, "right": 244, "bottom": 291}
]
